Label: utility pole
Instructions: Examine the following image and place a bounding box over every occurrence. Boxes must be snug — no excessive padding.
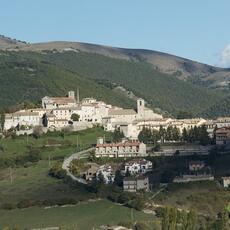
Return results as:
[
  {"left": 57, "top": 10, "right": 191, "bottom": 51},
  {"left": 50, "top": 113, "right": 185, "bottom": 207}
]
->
[
  {"left": 9, "top": 167, "right": 13, "bottom": 184},
  {"left": 48, "top": 155, "right": 51, "bottom": 167}
]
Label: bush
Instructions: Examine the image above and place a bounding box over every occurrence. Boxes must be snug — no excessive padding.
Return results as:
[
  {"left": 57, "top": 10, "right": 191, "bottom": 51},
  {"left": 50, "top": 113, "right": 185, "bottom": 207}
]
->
[
  {"left": 32, "top": 126, "right": 43, "bottom": 139},
  {"left": 49, "top": 162, "right": 66, "bottom": 179},
  {"left": 1, "top": 203, "right": 17, "bottom": 210},
  {"left": 17, "top": 199, "right": 34, "bottom": 209}
]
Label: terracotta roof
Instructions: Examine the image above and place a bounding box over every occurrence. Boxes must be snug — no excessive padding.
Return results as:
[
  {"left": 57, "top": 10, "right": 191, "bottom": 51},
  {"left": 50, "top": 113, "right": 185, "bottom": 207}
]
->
[
  {"left": 189, "top": 161, "right": 205, "bottom": 165},
  {"left": 108, "top": 109, "right": 136, "bottom": 116},
  {"left": 14, "top": 112, "right": 39, "bottom": 116},
  {"left": 51, "top": 97, "right": 76, "bottom": 104},
  {"left": 215, "top": 127, "right": 230, "bottom": 134},
  {"left": 96, "top": 140, "right": 141, "bottom": 148},
  {"left": 125, "top": 159, "right": 151, "bottom": 166}
]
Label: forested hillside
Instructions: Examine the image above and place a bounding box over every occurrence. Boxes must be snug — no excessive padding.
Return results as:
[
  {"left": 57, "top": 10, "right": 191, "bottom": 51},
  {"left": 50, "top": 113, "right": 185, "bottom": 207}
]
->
[
  {"left": 0, "top": 52, "right": 135, "bottom": 109},
  {"left": 0, "top": 50, "right": 229, "bottom": 117}
]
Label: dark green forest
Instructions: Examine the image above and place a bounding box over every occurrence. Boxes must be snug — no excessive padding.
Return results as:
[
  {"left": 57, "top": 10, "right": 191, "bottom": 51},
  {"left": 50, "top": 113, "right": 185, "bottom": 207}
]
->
[{"left": 0, "top": 50, "right": 229, "bottom": 117}]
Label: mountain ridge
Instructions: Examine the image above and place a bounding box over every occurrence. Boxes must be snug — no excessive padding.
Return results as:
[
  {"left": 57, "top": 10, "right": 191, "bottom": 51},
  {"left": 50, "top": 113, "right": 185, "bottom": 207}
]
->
[
  {"left": 1, "top": 35, "right": 230, "bottom": 118},
  {"left": 1, "top": 35, "right": 230, "bottom": 90}
]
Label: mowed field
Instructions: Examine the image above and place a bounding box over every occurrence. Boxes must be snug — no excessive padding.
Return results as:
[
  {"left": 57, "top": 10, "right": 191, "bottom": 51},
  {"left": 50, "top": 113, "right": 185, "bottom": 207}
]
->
[{"left": 0, "top": 199, "right": 155, "bottom": 229}]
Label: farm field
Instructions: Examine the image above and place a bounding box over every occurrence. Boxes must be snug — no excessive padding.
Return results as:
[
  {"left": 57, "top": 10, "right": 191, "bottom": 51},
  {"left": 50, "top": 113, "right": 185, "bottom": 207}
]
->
[{"left": 0, "top": 199, "right": 156, "bottom": 229}]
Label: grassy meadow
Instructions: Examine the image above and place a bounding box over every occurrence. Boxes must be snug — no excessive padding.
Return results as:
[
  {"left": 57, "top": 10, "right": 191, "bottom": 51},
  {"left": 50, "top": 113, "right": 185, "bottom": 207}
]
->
[
  {"left": 0, "top": 127, "right": 112, "bottom": 205},
  {"left": 0, "top": 199, "right": 156, "bottom": 229}
]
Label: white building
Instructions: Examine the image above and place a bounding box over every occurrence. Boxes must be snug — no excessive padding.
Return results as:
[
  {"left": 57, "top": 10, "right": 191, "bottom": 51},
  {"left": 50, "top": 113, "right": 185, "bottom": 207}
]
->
[
  {"left": 222, "top": 177, "right": 230, "bottom": 188},
  {"left": 96, "top": 164, "right": 117, "bottom": 184},
  {"left": 42, "top": 91, "right": 77, "bottom": 109},
  {"left": 123, "top": 175, "right": 149, "bottom": 192},
  {"left": 136, "top": 98, "right": 163, "bottom": 120},
  {"left": 123, "top": 159, "right": 152, "bottom": 175},
  {"left": 95, "top": 137, "right": 147, "bottom": 158},
  {"left": 215, "top": 117, "right": 230, "bottom": 128},
  {"left": 4, "top": 110, "right": 41, "bottom": 130}
]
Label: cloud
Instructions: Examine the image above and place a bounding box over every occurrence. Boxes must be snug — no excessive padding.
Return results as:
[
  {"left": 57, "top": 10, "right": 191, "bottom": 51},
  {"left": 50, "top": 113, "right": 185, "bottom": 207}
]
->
[{"left": 218, "top": 44, "right": 230, "bottom": 68}]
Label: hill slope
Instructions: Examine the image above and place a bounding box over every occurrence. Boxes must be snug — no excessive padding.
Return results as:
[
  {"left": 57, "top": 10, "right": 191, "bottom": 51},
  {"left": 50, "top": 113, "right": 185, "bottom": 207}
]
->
[
  {"left": 8, "top": 40, "right": 230, "bottom": 90},
  {"left": 0, "top": 51, "right": 135, "bottom": 109},
  {"left": 1, "top": 35, "right": 230, "bottom": 117},
  {"left": 0, "top": 50, "right": 227, "bottom": 117}
]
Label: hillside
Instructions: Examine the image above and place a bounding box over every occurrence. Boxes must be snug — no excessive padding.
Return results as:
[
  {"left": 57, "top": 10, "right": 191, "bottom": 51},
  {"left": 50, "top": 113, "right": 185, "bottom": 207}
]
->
[
  {"left": 0, "top": 35, "right": 230, "bottom": 117},
  {"left": 4, "top": 39, "right": 230, "bottom": 90},
  {"left": 0, "top": 35, "right": 27, "bottom": 49},
  {"left": 0, "top": 51, "right": 135, "bottom": 109}
]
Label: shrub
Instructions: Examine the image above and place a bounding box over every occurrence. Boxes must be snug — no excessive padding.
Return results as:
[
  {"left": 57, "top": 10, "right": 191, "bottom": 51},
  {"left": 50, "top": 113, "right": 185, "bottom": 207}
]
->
[
  {"left": 1, "top": 203, "right": 16, "bottom": 210},
  {"left": 17, "top": 199, "right": 34, "bottom": 209}
]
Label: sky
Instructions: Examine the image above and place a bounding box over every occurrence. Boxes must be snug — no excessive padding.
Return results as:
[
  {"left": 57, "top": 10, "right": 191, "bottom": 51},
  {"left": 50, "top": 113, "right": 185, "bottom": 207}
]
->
[{"left": 0, "top": 0, "right": 230, "bottom": 67}]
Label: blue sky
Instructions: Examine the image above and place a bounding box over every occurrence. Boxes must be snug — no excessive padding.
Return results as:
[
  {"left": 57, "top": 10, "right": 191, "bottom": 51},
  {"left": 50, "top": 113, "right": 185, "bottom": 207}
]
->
[{"left": 0, "top": 0, "right": 230, "bottom": 67}]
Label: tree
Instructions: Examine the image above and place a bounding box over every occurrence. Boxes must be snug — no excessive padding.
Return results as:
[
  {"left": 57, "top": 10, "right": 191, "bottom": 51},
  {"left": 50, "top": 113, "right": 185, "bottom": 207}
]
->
[
  {"left": 152, "top": 129, "right": 159, "bottom": 145},
  {"left": 165, "top": 126, "right": 173, "bottom": 141},
  {"left": 114, "top": 170, "right": 124, "bottom": 187},
  {"left": 186, "top": 209, "right": 197, "bottom": 230},
  {"left": 159, "top": 125, "right": 166, "bottom": 143},
  {"left": 49, "top": 162, "right": 66, "bottom": 179},
  {"left": 42, "top": 113, "right": 48, "bottom": 127},
  {"left": 188, "top": 127, "right": 195, "bottom": 143},
  {"left": 182, "top": 128, "right": 188, "bottom": 142},
  {"left": 125, "top": 168, "right": 131, "bottom": 177},
  {"left": 32, "top": 126, "right": 43, "bottom": 138},
  {"left": 113, "top": 127, "right": 124, "bottom": 143},
  {"left": 134, "top": 222, "right": 148, "bottom": 230},
  {"left": 71, "top": 113, "right": 80, "bottom": 121},
  {"left": 138, "top": 127, "right": 153, "bottom": 144},
  {"left": 0, "top": 112, "right": 5, "bottom": 131},
  {"left": 199, "top": 125, "right": 210, "bottom": 145},
  {"left": 172, "top": 126, "right": 180, "bottom": 141},
  {"left": 97, "top": 171, "right": 105, "bottom": 184},
  {"left": 212, "top": 210, "right": 229, "bottom": 230}
]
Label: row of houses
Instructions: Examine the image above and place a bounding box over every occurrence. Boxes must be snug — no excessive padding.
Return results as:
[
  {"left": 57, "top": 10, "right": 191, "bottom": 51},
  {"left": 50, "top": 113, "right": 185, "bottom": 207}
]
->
[
  {"left": 80, "top": 159, "right": 152, "bottom": 192},
  {"left": 95, "top": 137, "right": 147, "bottom": 158}
]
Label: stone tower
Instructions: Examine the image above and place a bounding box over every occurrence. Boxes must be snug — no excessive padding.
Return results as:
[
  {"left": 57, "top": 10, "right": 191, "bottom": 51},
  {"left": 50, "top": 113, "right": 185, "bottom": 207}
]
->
[
  {"left": 68, "top": 91, "right": 75, "bottom": 99},
  {"left": 137, "top": 98, "right": 145, "bottom": 118}
]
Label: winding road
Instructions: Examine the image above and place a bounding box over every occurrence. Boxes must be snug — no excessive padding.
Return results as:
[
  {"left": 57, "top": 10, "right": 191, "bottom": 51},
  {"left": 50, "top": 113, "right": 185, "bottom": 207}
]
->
[{"left": 62, "top": 147, "right": 95, "bottom": 184}]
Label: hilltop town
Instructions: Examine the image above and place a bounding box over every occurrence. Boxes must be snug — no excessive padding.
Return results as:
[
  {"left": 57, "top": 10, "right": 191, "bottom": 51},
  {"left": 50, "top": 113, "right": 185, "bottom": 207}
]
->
[{"left": 3, "top": 90, "right": 230, "bottom": 142}]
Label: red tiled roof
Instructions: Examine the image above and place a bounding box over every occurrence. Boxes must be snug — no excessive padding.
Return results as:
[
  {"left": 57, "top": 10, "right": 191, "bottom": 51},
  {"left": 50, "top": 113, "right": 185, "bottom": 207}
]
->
[
  {"left": 51, "top": 97, "right": 76, "bottom": 104},
  {"left": 215, "top": 127, "right": 230, "bottom": 134},
  {"left": 96, "top": 140, "right": 140, "bottom": 148}
]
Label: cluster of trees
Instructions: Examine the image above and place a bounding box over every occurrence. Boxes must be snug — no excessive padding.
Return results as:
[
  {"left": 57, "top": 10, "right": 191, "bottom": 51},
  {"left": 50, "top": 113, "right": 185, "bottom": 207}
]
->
[
  {"left": 49, "top": 162, "right": 66, "bottom": 179},
  {"left": 112, "top": 128, "right": 124, "bottom": 143},
  {"left": 138, "top": 125, "right": 210, "bottom": 146},
  {"left": 158, "top": 207, "right": 230, "bottom": 230},
  {"left": 71, "top": 113, "right": 80, "bottom": 121},
  {"left": 138, "top": 126, "right": 181, "bottom": 145},
  {"left": 159, "top": 206, "right": 197, "bottom": 230},
  {"left": 181, "top": 125, "right": 210, "bottom": 145}
]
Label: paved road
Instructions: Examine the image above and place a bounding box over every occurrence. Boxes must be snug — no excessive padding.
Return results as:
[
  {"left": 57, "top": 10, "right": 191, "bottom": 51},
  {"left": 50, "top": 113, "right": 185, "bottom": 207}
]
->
[{"left": 62, "top": 147, "right": 95, "bottom": 184}]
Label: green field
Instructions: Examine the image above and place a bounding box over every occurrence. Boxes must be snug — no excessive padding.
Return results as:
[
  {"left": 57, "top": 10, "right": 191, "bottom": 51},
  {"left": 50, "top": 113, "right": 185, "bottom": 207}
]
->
[
  {"left": 154, "top": 181, "right": 230, "bottom": 216},
  {"left": 0, "top": 127, "right": 112, "bottom": 204},
  {"left": 0, "top": 199, "right": 155, "bottom": 229}
]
